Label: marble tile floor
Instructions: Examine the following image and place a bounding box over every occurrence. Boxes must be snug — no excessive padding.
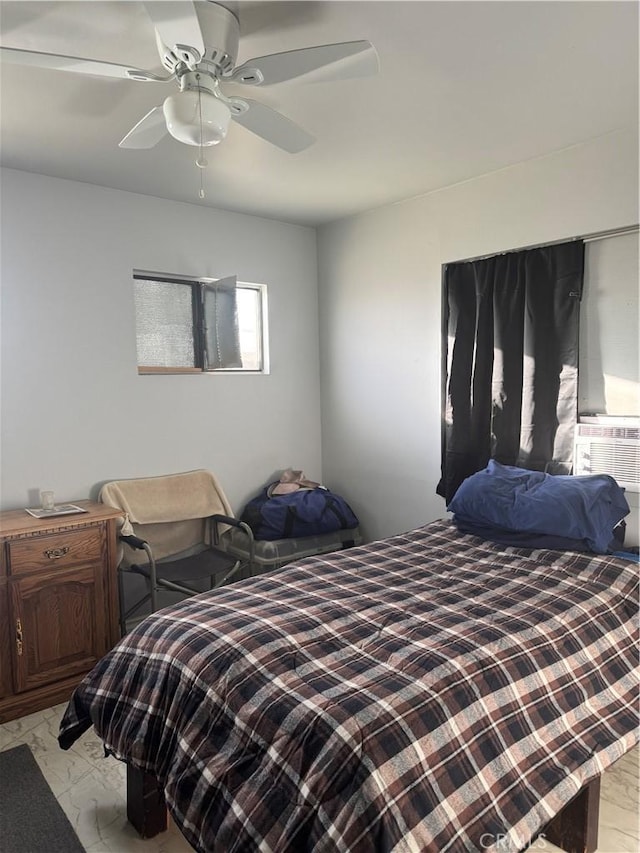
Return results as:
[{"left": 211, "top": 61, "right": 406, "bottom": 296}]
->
[
  {"left": 0, "top": 703, "right": 192, "bottom": 852},
  {"left": 0, "top": 702, "right": 637, "bottom": 853}
]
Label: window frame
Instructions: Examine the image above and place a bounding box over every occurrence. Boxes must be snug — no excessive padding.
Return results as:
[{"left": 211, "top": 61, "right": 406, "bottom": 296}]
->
[{"left": 133, "top": 269, "right": 270, "bottom": 376}]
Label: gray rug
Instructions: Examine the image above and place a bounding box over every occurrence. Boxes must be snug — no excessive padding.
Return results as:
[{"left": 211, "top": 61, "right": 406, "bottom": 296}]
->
[{"left": 0, "top": 744, "right": 85, "bottom": 853}]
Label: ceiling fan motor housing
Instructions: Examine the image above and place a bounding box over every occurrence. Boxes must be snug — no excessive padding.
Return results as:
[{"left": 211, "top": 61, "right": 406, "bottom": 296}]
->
[
  {"left": 159, "top": 2, "right": 240, "bottom": 76},
  {"left": 200, "top": 3, "right": 239, "bottom": 73}
]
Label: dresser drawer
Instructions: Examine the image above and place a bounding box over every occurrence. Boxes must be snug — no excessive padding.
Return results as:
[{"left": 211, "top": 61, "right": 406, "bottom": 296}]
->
[{"left": 7, "top": 526, "right": 103, "bottom": 576}]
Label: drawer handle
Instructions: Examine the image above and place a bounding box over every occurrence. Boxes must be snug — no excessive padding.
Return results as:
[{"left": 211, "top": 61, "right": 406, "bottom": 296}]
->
[
  {"left": 44, "top": 546, "right": 70, "bottom": 560},
  {"left": 16, "top": 619, "right": 23, "bottom": 657}
]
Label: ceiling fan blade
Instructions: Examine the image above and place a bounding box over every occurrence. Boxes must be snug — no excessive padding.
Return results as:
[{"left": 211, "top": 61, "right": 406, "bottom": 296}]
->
[
  {"left": 232, "top": 99, "right": 315, "bottom": 153},
  {"left": 0, "top": 46, "right": 168, "bottom": 81},
  {"left": 231, "top": 40, "right": 378, "bottom": 86},
  {"left": 144, "top": 1, "right": 205, "bottom": 61},
  {"left": 119, "top": 106, "right": 168, "bottom": 149}
]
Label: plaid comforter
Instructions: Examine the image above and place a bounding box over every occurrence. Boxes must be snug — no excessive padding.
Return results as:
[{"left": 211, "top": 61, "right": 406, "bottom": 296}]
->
[{"left": 59, "top": 520, "right": 639, "bottom": 853}]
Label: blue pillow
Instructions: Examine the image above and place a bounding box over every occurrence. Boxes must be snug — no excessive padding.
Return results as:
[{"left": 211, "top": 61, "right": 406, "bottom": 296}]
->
[{"left": 448, "top": 460, "right": 629, "bottom": 554}]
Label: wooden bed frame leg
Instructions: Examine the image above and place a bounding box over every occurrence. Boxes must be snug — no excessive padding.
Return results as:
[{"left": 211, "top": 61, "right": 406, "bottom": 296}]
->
[
  {"left": 126, "top": 764, "right": 168, "bottom": 839},
  {"left": 542, "top": 777, "right": 600, "bottom": 853}
]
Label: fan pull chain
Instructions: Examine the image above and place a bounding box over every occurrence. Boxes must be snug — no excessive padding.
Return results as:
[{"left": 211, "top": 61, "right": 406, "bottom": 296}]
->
[{"left": 195, "top": 75, "right": 207, "bottom": 199}]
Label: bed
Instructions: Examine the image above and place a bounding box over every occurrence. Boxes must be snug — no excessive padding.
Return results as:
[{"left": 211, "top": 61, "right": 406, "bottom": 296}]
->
[{"left": 58, "top": 517, "right": 638, "bottom": 853}]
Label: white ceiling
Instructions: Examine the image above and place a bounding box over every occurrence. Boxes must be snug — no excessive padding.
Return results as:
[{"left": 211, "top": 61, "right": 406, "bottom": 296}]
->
[{"left": 0, "top": 1, "right": 637, "bottom": 226}]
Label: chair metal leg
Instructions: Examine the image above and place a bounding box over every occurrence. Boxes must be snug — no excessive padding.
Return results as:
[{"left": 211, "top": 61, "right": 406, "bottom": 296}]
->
[
  {"left": 154, "top": 562, "right": 243, "bottom": 596},
  {"left": 212, "top": 560, "right": 242, "bottom": 588},
  {"left": 142, "top": 543, "right": 158, "bottom": 613},
  {"left": 117, "top": 568, "right": 127, "bottom": 637}
]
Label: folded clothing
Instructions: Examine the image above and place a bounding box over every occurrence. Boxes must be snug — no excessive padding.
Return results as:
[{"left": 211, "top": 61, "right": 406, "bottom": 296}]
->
[{"left": 448, "top": 460, "right": 629, "bottom": 554}]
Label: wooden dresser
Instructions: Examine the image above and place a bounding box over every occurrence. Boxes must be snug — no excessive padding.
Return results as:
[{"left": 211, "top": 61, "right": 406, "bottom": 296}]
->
[{"left": 0, "top": 501, "right": 122, "bottom": 723}]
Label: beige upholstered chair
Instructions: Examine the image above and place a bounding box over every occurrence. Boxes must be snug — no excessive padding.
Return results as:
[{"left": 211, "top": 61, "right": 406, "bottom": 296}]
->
[{"left": 100, "top": 469, "right": 255, "bottom": 634}]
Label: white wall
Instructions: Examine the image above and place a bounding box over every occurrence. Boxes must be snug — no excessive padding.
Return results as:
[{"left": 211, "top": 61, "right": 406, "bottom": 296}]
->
[
  {"left": 317, "top": 129, "right": 639, "bottom": 544},
  {"left": 0, "top": 169, "right": 322, "bottom": 514},
  {"left": 581, "top": 233, "right": 639, "bottom": 416}
]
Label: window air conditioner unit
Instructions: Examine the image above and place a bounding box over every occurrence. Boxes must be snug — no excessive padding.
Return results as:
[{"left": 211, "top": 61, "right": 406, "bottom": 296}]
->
[{"left": 574, "top": 416, "right": 640, "bottom": 493}]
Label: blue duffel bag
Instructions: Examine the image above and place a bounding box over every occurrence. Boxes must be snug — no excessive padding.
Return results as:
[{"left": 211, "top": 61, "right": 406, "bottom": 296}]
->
[{"left": 240, "top": 484, "right": 359, "bottom": 541}]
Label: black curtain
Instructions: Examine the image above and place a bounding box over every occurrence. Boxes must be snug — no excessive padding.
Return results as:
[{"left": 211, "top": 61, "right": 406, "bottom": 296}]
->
[{"left": 437, "top": 240, "right": 585, "bottom": 504}]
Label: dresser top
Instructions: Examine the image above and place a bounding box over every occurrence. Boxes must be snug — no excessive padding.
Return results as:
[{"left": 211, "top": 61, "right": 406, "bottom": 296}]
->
[{"left": 0, "top": 500, "right": 123, "bottom": 539}]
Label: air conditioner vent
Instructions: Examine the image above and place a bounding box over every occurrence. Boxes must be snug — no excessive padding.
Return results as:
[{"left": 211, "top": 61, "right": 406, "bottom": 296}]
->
[
  {"left": 576, "top": 424, "right": 640, "bottom": 441},
  {"left": 574, "top": 417, "right": 640, "bottom": 492}
]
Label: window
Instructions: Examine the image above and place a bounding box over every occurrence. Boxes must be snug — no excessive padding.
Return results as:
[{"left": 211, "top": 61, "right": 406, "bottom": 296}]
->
[{"left": 133, "top": 270, "right": 269, "bottom": 375}]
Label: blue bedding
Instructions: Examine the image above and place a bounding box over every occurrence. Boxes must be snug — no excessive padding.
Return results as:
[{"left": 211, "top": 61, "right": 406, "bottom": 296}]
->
[{"left": 448, "top": 460, "right": 629, "bottom": 554}]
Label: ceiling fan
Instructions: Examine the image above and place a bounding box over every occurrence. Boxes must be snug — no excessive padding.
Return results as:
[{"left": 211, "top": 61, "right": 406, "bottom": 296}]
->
[{"left": 0, "top": 1, "right": 379, "bottom": 154}]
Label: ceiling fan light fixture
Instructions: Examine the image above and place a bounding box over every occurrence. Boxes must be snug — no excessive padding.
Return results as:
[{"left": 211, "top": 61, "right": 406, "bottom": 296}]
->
[{"left": 163, "top": 89, "right": 231, "bottom": 146}]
